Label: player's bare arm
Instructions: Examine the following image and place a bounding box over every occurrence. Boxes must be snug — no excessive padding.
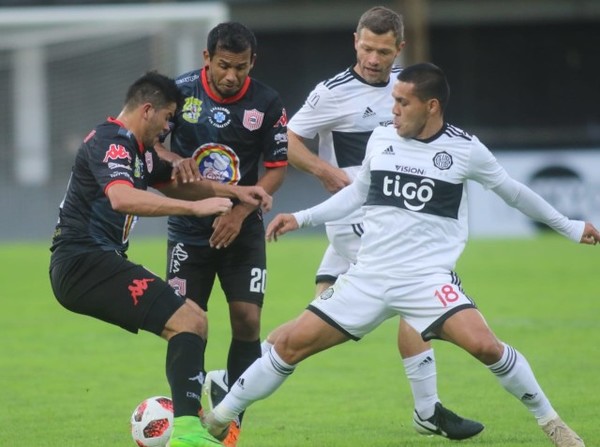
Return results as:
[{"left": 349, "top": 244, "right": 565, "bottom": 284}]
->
[
  {"left": 155, "top": 142, "right": 202, "bottom": 183},
  {"left": 580, "top": 222, "right": 600, "bottom": 245},
  {"left": 106, "top": 183, "right": 232, "bottom": 217},
  {"left": 265, "top": 213, "right": 299, "bottom": 242},
  {"left": 160, "top": 179, "right": 272, "bottom": 211},
  {"left": 288, "top": 130, "right": 350, "bottom": 194},
  {"left": 210, "top": 166, "right": 284, "bottom": 249}
]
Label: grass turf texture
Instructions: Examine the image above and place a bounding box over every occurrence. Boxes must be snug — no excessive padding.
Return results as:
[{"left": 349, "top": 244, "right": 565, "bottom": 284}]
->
[{"left": 1, "top": 233, "right": 598, "bottom": 446}]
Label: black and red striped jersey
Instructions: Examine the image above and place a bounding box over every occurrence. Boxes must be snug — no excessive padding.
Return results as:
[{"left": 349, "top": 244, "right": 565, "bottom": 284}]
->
[
  {"left": 167, "top": 67, "right": 288, "bottom": 244},
  {"left": 50, "top": 118, "right": 172, "bottom": 260}
]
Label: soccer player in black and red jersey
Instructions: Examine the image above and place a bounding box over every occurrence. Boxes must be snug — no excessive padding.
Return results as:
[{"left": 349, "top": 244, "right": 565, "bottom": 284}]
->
[
  {"left": 49, "top": 71, "right": 272, "bottom": 447},
  {"left": 155, "top": 22, "right": 288, "bottom": 447}
]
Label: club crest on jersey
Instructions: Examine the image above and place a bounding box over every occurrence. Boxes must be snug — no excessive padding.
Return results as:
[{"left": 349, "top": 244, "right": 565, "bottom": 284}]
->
[
  {"left": 103, "top": 144, "right": 131, "bottom": 163},
  {"left": 433, "top": 151, "right": 453, "bottom": 170},
  {"left": 192, "top": 143, "right": 241, "bottom": 184},
  {"left": 243, "top": 109, "right": 264, "bottom": 131},
  {"left": 182, "top": 97, "right": 202, "bottom": 124},
  {"left": 208, "top": 106, "right": 231, "bottom": 128}
]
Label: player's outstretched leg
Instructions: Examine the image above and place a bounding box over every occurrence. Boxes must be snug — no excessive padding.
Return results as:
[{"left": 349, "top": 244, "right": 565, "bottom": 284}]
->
[
  {"left": 413, "top": 402, "right": 484, "bottom": 440},
  {"left": 167, "top": 415, "right": 223, "bottom": 447}
]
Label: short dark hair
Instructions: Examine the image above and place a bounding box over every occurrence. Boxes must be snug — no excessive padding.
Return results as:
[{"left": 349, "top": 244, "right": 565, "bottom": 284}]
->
[
  {"left": 397, "top": 63, "right": 450, "bottom": 112},
  {"left": 356, "top": 6, "right": 404, "bottom": 45},
  {"left": 125, "top": 71, "right": 184, "bottom": 111},
  {"left": 207, "top": 22, "right": 257, "bottom": 58}
]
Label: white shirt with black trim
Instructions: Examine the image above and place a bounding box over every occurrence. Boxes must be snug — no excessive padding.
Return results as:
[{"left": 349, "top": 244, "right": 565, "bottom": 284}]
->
[
  {"left": 294, "top": 123, "right": 584, "bottom": 276},
  {"left": 288, "top": 66, "right": 401, "bottom": 224}
]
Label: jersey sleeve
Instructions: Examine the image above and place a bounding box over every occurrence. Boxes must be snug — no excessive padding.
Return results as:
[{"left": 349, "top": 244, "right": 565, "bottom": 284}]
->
[
  {"left": 287, "top": 83, "right": 340, "bottom": 139},
  {"left": 467, "top": 137, "right": 584, "bottom": 242},
  {"left": 261, "top": 94, "right": 288, "bottom": 168},
  {"left": 465, "top": 137, "right": 509, "bottom": 189},
  {"left": 88, "top": 133, "right": 136, "bottom": 195},
  {"left": 491, "top": 177, "right": 585, "bottom": 242}
]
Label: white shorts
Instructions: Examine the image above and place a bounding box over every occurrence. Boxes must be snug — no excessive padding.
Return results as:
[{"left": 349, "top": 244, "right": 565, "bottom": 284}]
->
[
  {"left": 308, "top": 265, "right": 476, "bottom": 341},
  {"left": 315, "top": 224, "right": 364, "bottom": 282}
]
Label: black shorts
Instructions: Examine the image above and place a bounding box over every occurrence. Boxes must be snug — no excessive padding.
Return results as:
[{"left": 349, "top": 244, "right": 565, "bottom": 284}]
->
[
  {"left": 49, "top": 250, "right": 185, "bottom": 335},
  {"left": 166, "top": 224, "right": 266, "bottom": 310}
]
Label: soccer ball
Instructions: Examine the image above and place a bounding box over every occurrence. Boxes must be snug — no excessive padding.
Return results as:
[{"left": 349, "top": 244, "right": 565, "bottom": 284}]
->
[{"left": 130, "top": 396, "right": 174, "bottom": 447}]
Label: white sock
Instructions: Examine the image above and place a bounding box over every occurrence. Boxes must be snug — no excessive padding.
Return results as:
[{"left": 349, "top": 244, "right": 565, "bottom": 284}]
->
[
  {"left": 488, "top": 343, "right": 557, "bottom": 423},
  {"left": 213, "top": 347, "right": 296, "bottom": 423},
  {"left": 403, "top": 348, "right": 438, "bottom": 419},
  {"left": 260, "top": 339, "right": 273, "bottom": 356}
]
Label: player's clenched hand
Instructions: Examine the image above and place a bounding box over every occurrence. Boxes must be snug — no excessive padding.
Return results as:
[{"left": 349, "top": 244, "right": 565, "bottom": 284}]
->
[
  {"left": 265, "top": 213, "right": 299, "bottom": 242},
  {"left": 318, "top": 164, "right": 351, "bottom": 194},
  {"left": 172, "top": 157, "right": 202, "bottom": 183},
  {"left": 233, "top": 185, "right": 273, "bottom": 212},
  {"left": 191, "top": 198, "right": 232, "bottom": 217},
  {"left": 233, "top": 185, "right": 271, "bottom": 209},
  {"left": 580, "top": 222, "right": 600, "bottom": 245}
]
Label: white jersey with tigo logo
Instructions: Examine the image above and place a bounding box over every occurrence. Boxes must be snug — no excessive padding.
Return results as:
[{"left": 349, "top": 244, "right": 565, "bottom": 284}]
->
[
  {"left": 288, "top": 66, "right": 401, "bottom": 225},
  {"left": 294, "top": 122, "right": 584, "bottom": 277}
]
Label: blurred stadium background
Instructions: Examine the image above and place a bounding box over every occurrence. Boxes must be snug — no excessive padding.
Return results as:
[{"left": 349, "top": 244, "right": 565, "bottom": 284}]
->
[{"left": 0, "top": 0, "right": 598, "bottom": 241}]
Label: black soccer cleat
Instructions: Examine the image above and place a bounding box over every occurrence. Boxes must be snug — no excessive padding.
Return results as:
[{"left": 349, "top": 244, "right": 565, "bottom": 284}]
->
[{"left": 413, "top": 402, "right": 484, "bottom": 440}]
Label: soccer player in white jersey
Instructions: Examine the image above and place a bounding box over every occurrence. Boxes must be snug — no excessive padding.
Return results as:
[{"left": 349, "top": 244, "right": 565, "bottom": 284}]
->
[
  {"left": 256, "top": 5, "right": 482, "bottom": 439},
  {"left": 203, "top": 63, "right": 598, "bottom": 447}
]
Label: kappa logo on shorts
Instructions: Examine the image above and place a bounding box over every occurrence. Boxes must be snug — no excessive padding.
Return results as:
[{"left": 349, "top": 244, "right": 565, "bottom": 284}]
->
[
  {"left": 319, "top": 287, "right": 334, "bottom": 300},
  {"left": 128, "top": 278, "right": 155, "bottom": 305}
]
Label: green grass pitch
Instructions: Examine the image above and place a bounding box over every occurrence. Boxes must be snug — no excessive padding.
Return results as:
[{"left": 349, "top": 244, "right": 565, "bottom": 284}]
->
[{"left": 1, "top": 233, "right": 598, "bottom": 446}]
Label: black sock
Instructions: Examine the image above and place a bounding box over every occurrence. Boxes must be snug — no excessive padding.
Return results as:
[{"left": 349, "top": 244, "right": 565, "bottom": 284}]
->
[
  {"left": 227, "top": 338, "right": 261, "bottom": 424},
  {"left": 166, "top": 332, "right": 206, "bottom": 418}
]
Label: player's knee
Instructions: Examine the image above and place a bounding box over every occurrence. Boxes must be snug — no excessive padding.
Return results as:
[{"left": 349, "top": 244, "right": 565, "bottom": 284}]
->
[
  {"left": 164, "top": 299, "right": 207, "bottom": 339},
  {"left": 229, "top": 302, "right": 261, "bottom": 340},
  {"left": 273, "top": 331, "right": 310, "bottom": 365},
  {"left": 468, "top": 337, "right": 504, "bottom": 364}
]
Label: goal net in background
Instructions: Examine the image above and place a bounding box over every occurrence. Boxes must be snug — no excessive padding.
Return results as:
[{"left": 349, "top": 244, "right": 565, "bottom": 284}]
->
[{"left": 0, "top": 2, "right": 228, "bottom": 188}]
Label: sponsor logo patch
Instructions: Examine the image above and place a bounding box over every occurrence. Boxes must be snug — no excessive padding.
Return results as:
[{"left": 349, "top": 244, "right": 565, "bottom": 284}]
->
[{"left": 103, "top": 144, "right": 131, "bottom": 163}]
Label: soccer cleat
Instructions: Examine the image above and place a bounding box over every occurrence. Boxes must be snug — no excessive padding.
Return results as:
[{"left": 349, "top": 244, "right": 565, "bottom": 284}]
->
[
  {"left": 203, "top": 411, "right": 233, "bottom": 442},
  {"left": 167, "top": 415, "right": 223, "bottom": 447},
  {"left": 541, "top": 417, "right": 585, "bottom": 447},
  {"left": 203, "top": 370, "right": 241, "bottom": 446},
  {"left": 413, "top": 402, "right": 484, "bottom": 440},
  {"left": 222, "top": 420, "right": 240, "bottom": 447},
  {"left": 203, "top": 369, "right": 229, "bottom": 411}
]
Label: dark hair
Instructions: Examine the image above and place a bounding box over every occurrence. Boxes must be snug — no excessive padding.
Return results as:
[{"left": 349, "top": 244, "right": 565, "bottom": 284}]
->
[
  {"left": 125, "top": 71, "right": 184, "bottom": 111},
  {"left": 207, "top": 22, "right": 257, "bottom": 58},
  {"left": 397, "top": 63, "right": 450, "bottom": 112},
  {"left": 356, "top": 6, "right": 404, "bottom": 45}
]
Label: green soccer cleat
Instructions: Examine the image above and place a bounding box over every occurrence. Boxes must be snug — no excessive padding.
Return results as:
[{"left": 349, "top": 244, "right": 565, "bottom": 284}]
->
[{"left": 167, "top": 415, "right": 223, "bottom": 447}]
